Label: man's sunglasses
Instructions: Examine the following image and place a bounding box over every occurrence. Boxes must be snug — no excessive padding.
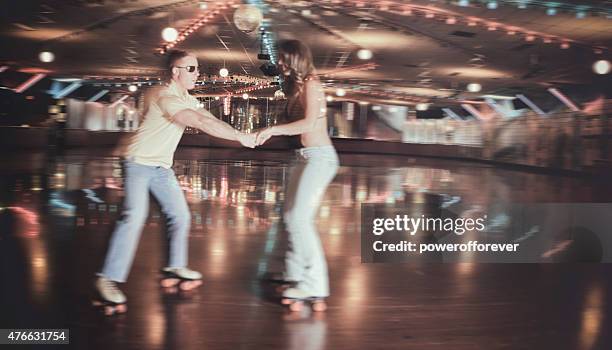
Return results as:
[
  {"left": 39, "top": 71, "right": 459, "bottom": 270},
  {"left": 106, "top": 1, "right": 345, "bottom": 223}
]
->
[{"left": 175, "top": 65, "right": 199, "bottom": 73}]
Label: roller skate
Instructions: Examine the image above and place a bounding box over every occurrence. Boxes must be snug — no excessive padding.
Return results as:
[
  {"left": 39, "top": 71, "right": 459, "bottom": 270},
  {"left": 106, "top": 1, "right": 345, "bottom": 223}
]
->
[
  {"left": 260, "top": 271, "right": 298, "bottom": 293},
  {"left": 92, "top": 276, "right": 127, "bottom": 316},
  {"left": 281, "top": 287, "right": 327, "bottom": 312},
  {"left": 159, "top": 267, "right": 203, "bottom": 293},
  {"left": 260, "top": 271, "right": 291, "bottom": 284}
]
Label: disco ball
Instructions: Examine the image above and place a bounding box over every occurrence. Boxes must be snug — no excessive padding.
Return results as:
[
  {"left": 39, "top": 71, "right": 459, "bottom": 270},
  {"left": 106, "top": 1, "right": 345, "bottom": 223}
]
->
[{"left": 233, "top": 5, "right": 263, "bottom": 33}]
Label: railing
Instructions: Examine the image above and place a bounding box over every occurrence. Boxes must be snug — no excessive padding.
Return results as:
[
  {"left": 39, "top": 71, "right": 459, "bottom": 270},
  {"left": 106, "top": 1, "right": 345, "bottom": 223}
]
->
[
  {"left": 8, "top": 97, "right": 612, "bottom": 172},
  {"left": 398, "top": 110, "right": 612, "bottom": 170}
]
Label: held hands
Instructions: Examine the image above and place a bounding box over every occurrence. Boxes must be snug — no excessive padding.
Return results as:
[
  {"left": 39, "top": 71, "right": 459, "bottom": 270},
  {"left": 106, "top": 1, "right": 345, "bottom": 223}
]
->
[
  {"left": 255, "top": 127, "right": 275, "bottom": 146},
  {"left": 236, "top": 127, "right": 276, "bottom": 148},
  {"left": 237, "top": 132, "right": 257, "bottom": 148}
]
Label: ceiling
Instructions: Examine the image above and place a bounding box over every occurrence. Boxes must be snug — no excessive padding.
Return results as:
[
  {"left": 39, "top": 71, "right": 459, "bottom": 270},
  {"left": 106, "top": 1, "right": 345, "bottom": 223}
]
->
[{"left": 1, "top": 0, "right": 611, "bottom": 108}]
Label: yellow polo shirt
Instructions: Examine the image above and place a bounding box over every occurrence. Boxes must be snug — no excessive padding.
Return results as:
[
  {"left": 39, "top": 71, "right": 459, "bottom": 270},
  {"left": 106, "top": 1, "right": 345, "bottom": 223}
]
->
[{"left": 127, "top": 81, "right": 199, "bottom": 168}]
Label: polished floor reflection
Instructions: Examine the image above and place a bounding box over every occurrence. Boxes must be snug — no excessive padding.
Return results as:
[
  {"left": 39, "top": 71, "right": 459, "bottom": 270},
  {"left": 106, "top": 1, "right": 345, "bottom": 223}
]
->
[{"left": 1, "top": 148, "right": 611, "bottom": 350}]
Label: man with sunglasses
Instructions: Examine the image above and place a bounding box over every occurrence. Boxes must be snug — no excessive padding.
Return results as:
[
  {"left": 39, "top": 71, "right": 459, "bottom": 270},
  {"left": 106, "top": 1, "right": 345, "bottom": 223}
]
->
[{"left": 94, "top": 50, "right": 257, "bottom": 314}]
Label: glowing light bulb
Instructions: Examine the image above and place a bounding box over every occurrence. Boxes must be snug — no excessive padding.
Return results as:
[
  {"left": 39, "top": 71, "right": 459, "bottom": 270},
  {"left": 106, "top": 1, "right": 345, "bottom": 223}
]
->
[
  {"left": 39, "top": 51, "right": 54, "bottom": 63},
  {"left": 593, "top": 60, "right": 611, "bottom": 75},
  {"left": 357, "top": 49, "right": 373, "bottom": 60},
  {"left": 467, "top": 83, "right": 482, "bottom": 92},
  {"left": 162, "top": 27, "right": 179, "bottom": 42}
]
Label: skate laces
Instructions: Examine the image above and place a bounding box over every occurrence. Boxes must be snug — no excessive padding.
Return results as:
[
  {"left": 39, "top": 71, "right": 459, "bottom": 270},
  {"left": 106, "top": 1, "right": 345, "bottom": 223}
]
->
[{"left": 101, "top": 278, "right": 120, "bottom": 294}]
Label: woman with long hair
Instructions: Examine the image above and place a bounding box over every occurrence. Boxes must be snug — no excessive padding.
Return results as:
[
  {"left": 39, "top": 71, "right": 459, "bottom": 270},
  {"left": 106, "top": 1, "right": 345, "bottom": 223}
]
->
[{"left": 257, "top": 40, "right": 339, "bottom": 311}]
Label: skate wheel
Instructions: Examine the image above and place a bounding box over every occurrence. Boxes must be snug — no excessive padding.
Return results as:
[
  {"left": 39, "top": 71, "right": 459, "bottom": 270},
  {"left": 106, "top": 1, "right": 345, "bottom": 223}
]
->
[
  {"left": 104, "top": 306, "right": 115, "bottom": 316},
  {"left": 179, "top": 280, "right": 202, "bottom": 291},
  {"left": 311, "top": 301, "right": 327, "bottom": 312},
  {"left": 115, "top": 304, "right": 128, "bottom": 314},
  {"left": 161, "top": 278, "right": 179, "bottom": 288},
  {"left": 289, "top": 301, "right": 304, "bottom": 312},
  {"left": 162, "top": 286, "right": 179, "bottom": 294}
]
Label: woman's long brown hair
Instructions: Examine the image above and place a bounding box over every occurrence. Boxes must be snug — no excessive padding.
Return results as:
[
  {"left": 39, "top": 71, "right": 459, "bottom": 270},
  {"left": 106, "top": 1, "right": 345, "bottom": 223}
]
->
[{"left": 278, "top": 40, "right": 316, "bottom": 99}]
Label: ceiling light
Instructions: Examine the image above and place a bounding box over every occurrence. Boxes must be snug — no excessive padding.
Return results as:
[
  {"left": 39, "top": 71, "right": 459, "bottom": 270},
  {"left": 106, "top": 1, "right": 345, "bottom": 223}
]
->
[
  {"left": 162, "top": 27, "right": 179, "bottom": 42},
  {"left": 467, "top": 83, "right": 482, "bottom": 92},
  {"left": 593, "top": 60, "right": 611, "bottom": 75},
  {"left": 219, "top": 68, "right": 229, "bottom": 77},
  {"left": 416, "top": 103, "right": 430, "bottom": 111},
  {"left": 335, "top": 88, "right": 346, "bottom": 97},
  {"left": 39, "top": 51, "right": 54, "bottom": 63},
  {"left": 128, "top": 85, "right": 138, "bottom": 92},
  {"left": 242, "top": 93, "right": 249, "bottom": 99},
  {"left": 357, "top": 49, "right": 373, "bottom": 60}
]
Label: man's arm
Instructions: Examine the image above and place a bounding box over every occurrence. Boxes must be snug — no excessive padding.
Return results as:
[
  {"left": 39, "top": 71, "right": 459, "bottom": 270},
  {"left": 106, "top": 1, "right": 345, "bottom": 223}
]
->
[{"left": 172, "top": 108, "right": 256, "bottom": 148}]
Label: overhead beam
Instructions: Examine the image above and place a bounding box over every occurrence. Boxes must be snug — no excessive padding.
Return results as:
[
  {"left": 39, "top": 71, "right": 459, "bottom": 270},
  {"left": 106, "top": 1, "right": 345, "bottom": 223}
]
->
[{"left": 516, "top": 94, "right": 546, "bottom": 116}]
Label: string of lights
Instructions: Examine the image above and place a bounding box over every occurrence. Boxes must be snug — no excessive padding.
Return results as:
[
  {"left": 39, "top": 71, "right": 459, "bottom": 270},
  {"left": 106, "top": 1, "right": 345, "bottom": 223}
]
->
[
  {"left": 157, "top": 1, "right": 237, "bottom": 55},
  {"left": 386, "top": 1, "right": 605, "bottom": 51},
  {"left": 231, "top": 82, "right": 273, "bottom": 95},
  {"left": 321, "top": 62, "right": 379, "bottom": 79},
  {"left": 313, "top": 0, "right": 609, "bottom": 52},
  {"left": 453, "top": 0, "right": 612, "bottom": 18}
]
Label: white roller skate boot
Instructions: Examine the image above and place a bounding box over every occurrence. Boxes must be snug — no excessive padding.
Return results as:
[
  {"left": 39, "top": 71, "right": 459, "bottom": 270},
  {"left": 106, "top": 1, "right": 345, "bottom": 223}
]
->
[
  {"left": 93, "top": 276, "right": 127, "bottom": 316},
  {"left": 160, "top": 267, "right": 203, "bottom": 292}
]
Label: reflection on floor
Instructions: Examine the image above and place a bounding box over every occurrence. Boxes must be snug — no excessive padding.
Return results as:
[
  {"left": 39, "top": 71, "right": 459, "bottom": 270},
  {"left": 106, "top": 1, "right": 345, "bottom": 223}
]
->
[{"left": 1, "top": 148, "right": 611, "bottom": 350}]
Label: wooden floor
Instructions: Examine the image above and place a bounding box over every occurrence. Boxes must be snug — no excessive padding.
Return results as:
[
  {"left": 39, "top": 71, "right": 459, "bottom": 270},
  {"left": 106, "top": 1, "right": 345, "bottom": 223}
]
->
[{"left": 1, "top": 148, "right": 611, "bottom": 350}]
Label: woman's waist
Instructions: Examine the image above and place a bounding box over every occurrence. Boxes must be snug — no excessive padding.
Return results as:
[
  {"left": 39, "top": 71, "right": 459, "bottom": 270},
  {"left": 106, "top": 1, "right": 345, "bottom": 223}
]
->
[
  {"left": 300, "top": 127, "right": 332, "bottom": 148},
  {"left": 296, "top": 144, "right": 338, "bottom": 162}
]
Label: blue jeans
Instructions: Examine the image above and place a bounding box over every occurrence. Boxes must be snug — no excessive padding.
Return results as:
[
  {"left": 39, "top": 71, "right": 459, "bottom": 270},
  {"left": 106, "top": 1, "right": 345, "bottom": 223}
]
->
[
  {"left": 100, "top": 161, "right": 191, "bottom": 282},
  {"left": 284, "top": 146, "right": 339, "bottom": 297}
]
